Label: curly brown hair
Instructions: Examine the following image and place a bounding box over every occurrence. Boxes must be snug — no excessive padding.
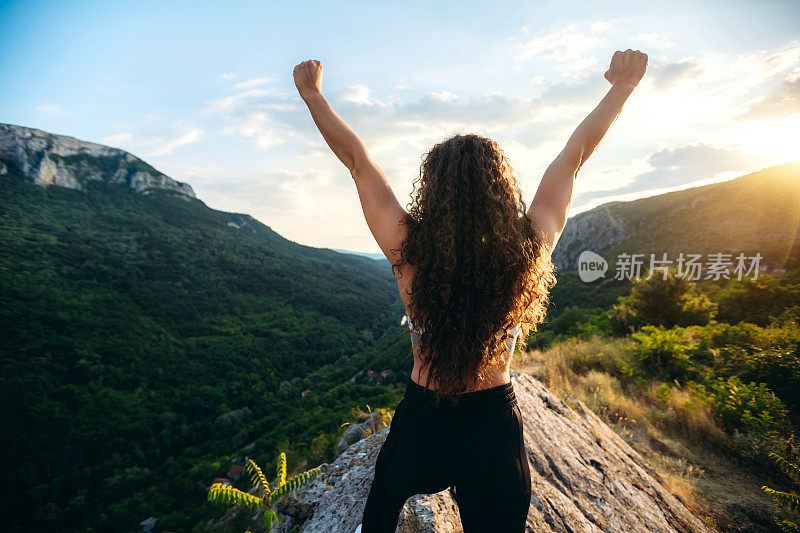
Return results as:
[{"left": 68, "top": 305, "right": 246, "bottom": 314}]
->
[{"left": 391, "top": 133, "right": 556, "bottom": 397}]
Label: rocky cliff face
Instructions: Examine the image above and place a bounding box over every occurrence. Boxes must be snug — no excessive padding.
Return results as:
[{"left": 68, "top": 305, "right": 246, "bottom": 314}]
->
[
  {"left": 551, "top": 204, "right": 631, "bottom": 272},
  {"left": 0, "top": 123, "right": 195, "bottom": 199},
  {"left": 270, "top": 372, "right": 714, "bottom": 533}
]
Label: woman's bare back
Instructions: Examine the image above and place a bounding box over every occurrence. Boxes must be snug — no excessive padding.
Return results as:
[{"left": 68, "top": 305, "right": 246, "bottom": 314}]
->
[{"left": 395, "top": 264, "right": 514, "bottom": 392}]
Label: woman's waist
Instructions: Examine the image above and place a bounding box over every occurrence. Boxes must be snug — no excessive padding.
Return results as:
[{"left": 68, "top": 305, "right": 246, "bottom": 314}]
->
[
  {"left": 411, "top": 354, "right": 512, "bottom": 389},
  {"left": 404, "top": 376, "right": 517, "bottom": 412}
]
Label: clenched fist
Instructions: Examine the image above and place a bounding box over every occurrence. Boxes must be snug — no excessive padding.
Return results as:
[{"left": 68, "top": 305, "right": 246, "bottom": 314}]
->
[
  {"left": 604, "top": 49, "right": 648, "bottom": 88},
  {"left": 293, "top": 59, "right": 323, "bottom": 98}
]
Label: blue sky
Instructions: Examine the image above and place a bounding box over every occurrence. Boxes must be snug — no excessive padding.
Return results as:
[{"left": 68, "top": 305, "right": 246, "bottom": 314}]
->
[{"left": 2, "top": 0, "right": 799, "bottom": 254}]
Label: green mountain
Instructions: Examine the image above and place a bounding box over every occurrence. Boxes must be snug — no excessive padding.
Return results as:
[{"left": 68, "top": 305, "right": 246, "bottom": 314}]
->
[
  {"left": 553, "top": 162, "right": 800, "bottom": 273},
  {"left": 547, "top": 163, "right": 800, "bottom": 315},
  {"left": 0, "top": 124, "right": 409, "bottom": 532}
]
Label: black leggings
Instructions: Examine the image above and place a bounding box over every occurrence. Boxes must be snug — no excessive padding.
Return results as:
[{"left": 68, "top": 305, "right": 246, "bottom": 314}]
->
[{"left": 362, "top": 379, "right": 531, "bottom": 532}]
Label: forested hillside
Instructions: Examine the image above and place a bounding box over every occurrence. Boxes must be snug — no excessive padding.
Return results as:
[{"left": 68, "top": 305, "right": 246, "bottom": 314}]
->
[{"left": 0, "top": 142, "right": 410, "bottom": 531}]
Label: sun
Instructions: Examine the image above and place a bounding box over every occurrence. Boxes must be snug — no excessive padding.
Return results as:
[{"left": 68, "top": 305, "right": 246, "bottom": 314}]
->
[{"left": 723, "top": 115, "right": 800, "bottom": 165}]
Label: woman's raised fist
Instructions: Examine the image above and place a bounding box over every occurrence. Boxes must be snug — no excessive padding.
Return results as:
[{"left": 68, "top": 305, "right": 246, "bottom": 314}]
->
[
  {"left": 293, "top": 59, "right": 323, "bottom": 98},
  {"left": 604, "top": 49, "right": 648, "bottom": 88}
]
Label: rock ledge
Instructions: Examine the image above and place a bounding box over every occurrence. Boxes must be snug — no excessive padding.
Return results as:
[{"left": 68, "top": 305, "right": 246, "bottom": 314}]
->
[{"left": 273, "top": 373, "right": 714, "bottom": 532}]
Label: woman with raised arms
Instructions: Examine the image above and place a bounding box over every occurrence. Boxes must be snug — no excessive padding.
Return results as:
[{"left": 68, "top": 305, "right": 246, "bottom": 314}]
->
[{"left": 293, "top": 49, "right": 647, "bottom": 532}]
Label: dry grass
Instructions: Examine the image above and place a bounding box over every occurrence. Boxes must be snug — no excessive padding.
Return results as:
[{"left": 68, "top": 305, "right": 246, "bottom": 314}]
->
[
  {"left": 515, "top": 336, "right": 723, "bottom": 443},
  {"left": 513, "top": 335, "right": 785, "bottom": 532}
]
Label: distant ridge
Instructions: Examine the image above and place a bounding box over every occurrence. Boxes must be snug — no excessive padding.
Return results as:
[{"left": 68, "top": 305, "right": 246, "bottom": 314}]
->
[
  {"left": 552, "top": 162, "right": 800, "bottom": 272},
  {"left": 334, "top": 249, "right": 386, "bottom": 261}
]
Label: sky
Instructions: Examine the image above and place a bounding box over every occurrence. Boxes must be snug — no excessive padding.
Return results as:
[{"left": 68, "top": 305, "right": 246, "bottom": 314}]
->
[{"left": 1, "top": 0, "right": 799, "bottom": 254}]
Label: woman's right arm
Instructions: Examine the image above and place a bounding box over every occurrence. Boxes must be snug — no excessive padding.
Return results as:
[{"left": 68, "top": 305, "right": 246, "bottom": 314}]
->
[{"left": 527, "top": 49, "right": 648, "bottom": 252}]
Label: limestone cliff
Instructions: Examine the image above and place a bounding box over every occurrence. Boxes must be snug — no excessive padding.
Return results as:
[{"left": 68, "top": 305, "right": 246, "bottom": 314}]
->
[
  {"left": 0, "top": 123, "right": 195, "bottom": 199},
  {"left": 551, "top": 205, "right": 631, "bottom": 272},
  {"left": 270, "top": 372, "right": 714, "bottom": 532}
]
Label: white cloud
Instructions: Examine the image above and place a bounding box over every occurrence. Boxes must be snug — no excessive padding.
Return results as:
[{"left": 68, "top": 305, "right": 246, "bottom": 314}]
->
[
  {"left": 428, "top": 90, "right": 459, "bottom": 103},
  {"left": 513, "top": 25, "right": 603, "bottom": 75},
  {"left": 101, "top": 126, "right": 203, "bottom": 157},
  {"left": 644, "top": 57, "right": 707, "bottom": 91},
  {"left": 733, "top": 41, "right": 800, "bottom": 79},
  {"left": 633, "top": 33, "right": 675, "bottom": 49},
  {"left": 647, "top": 142, "right": 760, "bottom": 172},
  {"left": 222, "top": 112, "right": 284, "bottom": 149},
  {"left": 201, "top": 87, "right": 300, "bottom": 150},
  {"left": 154, "top": 161, "right": 230, "bottom": 188},
  {"left": 147, "top": 127, "right": 203, "bottom": 156},
  {"left": 35, "top": 103, "right": 65, "bottom": 115},
  {"left": 590, "top": 21, "right": 611, "bottom": 33},
  {"left": 746, "top": 78, "right": 800, "bottom": 116},
  {"left": 341, "top": 84, "right": 383, "bottom": 106},
  {"left": 727, "top": 40, "right": 800, "bottom": 96},
  {"left": 202, "top": 89, "right": 273, "bottom": 114},
  {"left": 233, "top": 77, "right": 273, "bottom": 90},
  {"left": 216, "top": 72, "right": 237, "bottom": 81},
  {"left": 638, "top": 41, "right": 800, "bottom": 123}
]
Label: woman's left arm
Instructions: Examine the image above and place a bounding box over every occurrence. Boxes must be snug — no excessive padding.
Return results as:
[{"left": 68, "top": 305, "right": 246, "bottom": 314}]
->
[{"left": 294, "top": 60, "right": 407, "bottom": 267}]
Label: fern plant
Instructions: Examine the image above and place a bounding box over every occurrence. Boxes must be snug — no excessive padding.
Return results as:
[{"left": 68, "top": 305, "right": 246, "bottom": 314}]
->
[
  {"left": 762, "top": 452, "right": 800, "bottom": 532},
  {"left": 208, "top": 453, "right": 321, "bottom": 531}
]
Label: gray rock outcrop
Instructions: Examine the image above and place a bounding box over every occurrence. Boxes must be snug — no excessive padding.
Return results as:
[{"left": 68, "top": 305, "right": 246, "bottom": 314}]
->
[
  {"left": 0, "top": 123, "right": 195, "bottom": 199},
  {"left": 551, "top": 205, "right": 631, "bottom": 272},
  {"left": 334, "top": 411, "right": 390, "bottom": 457},
  {"left": 272, "top": 372, "right": 714, "bottom": 532}
]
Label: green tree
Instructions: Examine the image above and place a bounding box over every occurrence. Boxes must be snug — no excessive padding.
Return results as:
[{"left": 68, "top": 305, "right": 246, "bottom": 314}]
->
[
  {"left": 715, "top": 275, "right": 800, "bottom": 327},
  {"left": 611, "top": 270, "right": 717, "bottom": 333}
]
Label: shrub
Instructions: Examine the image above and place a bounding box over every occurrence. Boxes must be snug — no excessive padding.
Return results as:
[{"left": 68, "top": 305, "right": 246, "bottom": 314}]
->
[
  {"left": 773, "top": 305, "right": 800, "bottom": 328},
  {"left": 628, "top": 326, "right": 692, "bottom": 380},
  {"left": 707, "top": 377, "right": 788, "bottom": 458},
  {"left": 688, "top": 321, "right": 800, "bottom": 407},
  {"left": 648, "top": 382, "right": 722, "bottom": 442},
  {"left": 708, "top": 377, "right": 787, "bottom": 435},
  {"left": 547, "top": 306, "right": 613, "bottom": 337}
]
